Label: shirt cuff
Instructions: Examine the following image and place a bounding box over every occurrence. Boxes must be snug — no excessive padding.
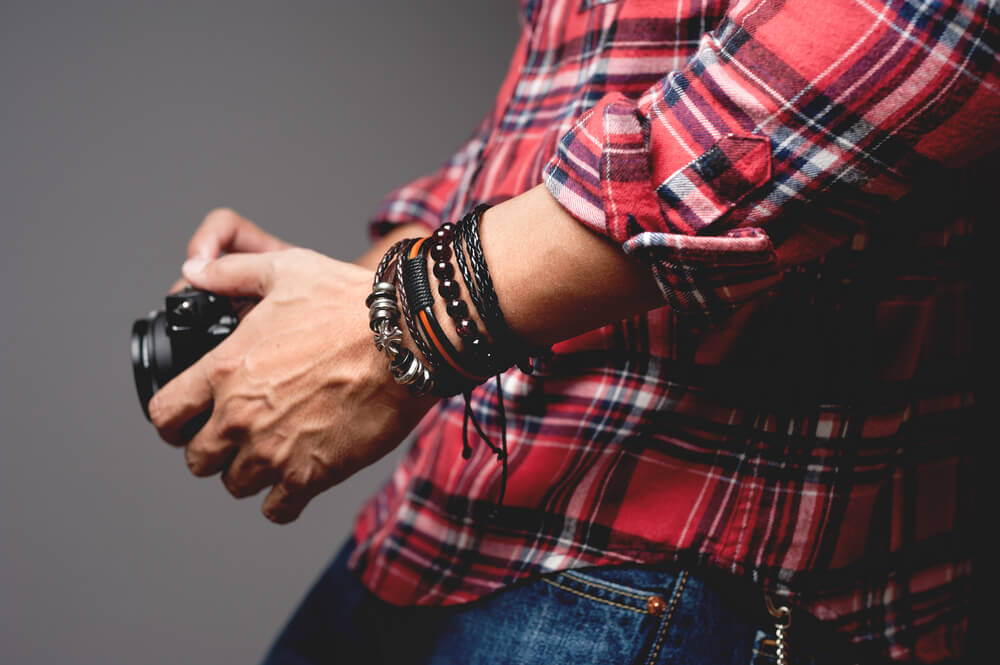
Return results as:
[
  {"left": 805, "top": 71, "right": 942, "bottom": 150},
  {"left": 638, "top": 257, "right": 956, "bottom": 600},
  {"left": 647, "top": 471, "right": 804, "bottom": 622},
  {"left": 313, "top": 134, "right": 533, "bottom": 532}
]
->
[{"left": 543, "top": 92, "right": 781, "bottom": 323}]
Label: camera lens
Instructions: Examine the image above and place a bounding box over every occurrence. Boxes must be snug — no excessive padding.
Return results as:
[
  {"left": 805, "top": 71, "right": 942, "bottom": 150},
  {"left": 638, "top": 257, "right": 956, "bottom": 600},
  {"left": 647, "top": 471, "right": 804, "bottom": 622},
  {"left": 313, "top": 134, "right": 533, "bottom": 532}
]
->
[{"left": 130, "top": 311, "right": 175, "bottom": 420}]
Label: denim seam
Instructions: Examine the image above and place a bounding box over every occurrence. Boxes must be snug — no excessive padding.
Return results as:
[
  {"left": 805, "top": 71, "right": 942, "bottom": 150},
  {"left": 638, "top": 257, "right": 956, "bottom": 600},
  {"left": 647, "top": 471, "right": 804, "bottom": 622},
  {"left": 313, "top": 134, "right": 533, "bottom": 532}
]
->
[
  {"left": 646, "top": 570, "right": 689, "bottom": 665},
  {"left": 560, "top": 570, "right": 651, "bottom": 599},
  {"left": 540, "top": 577, "right": 648, "bottom": 614}
]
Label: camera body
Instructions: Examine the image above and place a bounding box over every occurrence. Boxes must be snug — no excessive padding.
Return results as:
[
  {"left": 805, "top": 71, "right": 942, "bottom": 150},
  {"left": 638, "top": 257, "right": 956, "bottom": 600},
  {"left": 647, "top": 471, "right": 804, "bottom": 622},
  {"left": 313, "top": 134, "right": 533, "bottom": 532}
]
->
[{"left": 131, "top": 287, "right": 239, "bottom": 419}]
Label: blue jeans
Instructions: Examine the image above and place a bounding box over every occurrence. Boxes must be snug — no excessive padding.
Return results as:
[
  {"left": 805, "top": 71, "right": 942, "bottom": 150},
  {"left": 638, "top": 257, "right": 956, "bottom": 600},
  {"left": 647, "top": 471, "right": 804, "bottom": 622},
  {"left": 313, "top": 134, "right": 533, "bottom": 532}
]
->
[{"left": 261, "top": 539, "right": 847, "bottom": 665}]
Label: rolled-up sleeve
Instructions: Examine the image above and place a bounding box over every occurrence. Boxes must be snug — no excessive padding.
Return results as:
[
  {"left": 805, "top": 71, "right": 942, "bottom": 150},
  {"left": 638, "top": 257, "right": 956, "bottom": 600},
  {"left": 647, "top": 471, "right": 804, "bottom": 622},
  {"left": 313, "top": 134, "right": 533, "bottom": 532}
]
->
[{"left": 544, "top": 0, "right": 999, "bottom": 323}]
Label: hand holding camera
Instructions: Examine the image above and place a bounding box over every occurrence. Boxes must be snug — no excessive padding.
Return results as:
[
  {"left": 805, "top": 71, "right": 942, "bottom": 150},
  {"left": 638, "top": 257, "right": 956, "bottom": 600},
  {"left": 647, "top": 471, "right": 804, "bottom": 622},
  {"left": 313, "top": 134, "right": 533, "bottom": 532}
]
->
[
  {"left": 134, "top": 208, "right": 290, "bottom": 418},
  {"left": 133, "top": 235, "right": 435, "bottom": 524}
]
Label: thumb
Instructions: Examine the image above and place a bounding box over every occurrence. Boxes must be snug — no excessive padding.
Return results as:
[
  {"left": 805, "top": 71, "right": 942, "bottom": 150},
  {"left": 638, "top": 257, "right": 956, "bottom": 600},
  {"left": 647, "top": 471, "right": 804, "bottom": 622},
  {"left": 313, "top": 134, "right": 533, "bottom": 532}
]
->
[{"left": 182, "top": 252, "right": 276, "bottom": 297}]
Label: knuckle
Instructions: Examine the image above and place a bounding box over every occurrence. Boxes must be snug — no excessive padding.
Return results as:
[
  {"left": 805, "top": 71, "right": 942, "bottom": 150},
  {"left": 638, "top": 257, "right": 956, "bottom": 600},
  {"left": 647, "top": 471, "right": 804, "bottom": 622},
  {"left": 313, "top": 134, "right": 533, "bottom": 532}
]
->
[
  {"left": 205, "top": 350, "right": 240, "bottom": 382},
  {"left": 278, "top": 247, "right": 313, "bottom": 269},
  {"left": 215, "top": 399, "right": 256, "bottom": 440},
  {"left": 263, "top": 497, "right": 303, "bottom": 524},
  {"left": 148, "top": 398, "right": 167, "bottom": 429},
  {"left": 158, "top": 429, "right": 186, "bottom": 448},
  {"left": 222, "top": 474, "right": 253, "bottom": 499},
  {"left": 280, "top": 468, "right": 313, "bottom": 495},
  {"left": 185, "top": 447, "right": 215, "bottom": 477},
  {"left": 255, "top": 270, "right": 273, "bottom": 297},
  {"left": 203, "top": 207, "right": 239, "bottom": 228},
  {"left": 265, "top": 510, "right": 296, "bottom": 525},
  {"left": 245, "top": 449, "right": 276, "bottom": 474}
]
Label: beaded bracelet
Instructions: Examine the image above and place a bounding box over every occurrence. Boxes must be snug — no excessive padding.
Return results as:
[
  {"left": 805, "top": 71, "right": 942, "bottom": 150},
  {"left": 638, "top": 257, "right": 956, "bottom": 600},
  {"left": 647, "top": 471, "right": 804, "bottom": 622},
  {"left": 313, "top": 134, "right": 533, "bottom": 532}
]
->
[
  {"left": 400, "top": 238, "right": 480, "bottom": 395},
  {"left": 426, "top": 221, "right": 497, "bottom": 376}
]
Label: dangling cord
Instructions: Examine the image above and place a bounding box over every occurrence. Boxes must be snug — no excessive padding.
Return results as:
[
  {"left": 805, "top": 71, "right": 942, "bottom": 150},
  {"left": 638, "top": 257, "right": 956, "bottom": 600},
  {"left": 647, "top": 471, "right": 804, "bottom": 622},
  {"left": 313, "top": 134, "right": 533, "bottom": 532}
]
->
[
  {"left": 460, "top": 376, "right": 509, "bottom": 519},
  {"left": 492, "top": 374, "right": 509, "bottom": 521}
]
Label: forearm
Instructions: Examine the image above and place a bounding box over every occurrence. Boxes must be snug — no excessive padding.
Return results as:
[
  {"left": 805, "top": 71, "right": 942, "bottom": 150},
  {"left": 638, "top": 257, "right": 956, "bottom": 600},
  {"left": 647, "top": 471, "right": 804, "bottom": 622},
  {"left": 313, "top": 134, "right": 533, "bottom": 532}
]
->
[
  {"left": 480, "top": 185, "right": 663, "bottom": 347},
  {"left": 425, "top": 185, "right": 664, "bottom": 353}
]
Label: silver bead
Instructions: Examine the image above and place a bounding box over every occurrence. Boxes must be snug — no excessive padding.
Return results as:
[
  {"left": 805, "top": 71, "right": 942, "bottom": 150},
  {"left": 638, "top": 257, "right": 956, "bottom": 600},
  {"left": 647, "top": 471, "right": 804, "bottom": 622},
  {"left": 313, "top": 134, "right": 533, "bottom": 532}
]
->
[
  {"left": 365, "top": 283, "right": 397, "bottom": 307},
  {"left": 393, "top": 354, "right": 423, "bottom": 385},
  {"left": 368, "top": 294, "right": 397, "bottom": 308},
  {"left": 367, "top": 299, "right": 399, "bottom": 316},
  {"left": 369, "top": 307, "right": 399, "bottom": 332},
  {"left": 412, "top": 366, "right": 434, "bottom": 396}
]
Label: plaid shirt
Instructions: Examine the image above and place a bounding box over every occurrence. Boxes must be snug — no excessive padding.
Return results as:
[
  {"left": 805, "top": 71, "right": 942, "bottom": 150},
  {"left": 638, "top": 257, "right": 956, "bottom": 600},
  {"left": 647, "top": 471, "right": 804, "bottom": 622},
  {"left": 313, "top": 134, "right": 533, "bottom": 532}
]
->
[{"left": 352, "top": 1, "right": 993, "bottom": 661}]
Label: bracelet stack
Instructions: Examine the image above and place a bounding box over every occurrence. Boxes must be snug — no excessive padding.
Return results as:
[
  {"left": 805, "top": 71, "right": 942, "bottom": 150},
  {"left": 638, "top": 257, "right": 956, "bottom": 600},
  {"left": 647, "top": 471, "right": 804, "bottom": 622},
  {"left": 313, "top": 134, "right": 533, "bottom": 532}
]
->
[
  {"left": 365, "top": 204, "right": 540, "bottom": 398},
  {"left": 365, "top": 204, "right": 548, "bottom": 517}
]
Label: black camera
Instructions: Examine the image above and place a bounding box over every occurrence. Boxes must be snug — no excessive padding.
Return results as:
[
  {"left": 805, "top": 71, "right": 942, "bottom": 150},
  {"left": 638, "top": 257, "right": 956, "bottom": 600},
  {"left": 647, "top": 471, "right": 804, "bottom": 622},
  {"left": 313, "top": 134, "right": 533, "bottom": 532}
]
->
[{"left": 130, "top": 287, "right": 239, "bottom": 420}]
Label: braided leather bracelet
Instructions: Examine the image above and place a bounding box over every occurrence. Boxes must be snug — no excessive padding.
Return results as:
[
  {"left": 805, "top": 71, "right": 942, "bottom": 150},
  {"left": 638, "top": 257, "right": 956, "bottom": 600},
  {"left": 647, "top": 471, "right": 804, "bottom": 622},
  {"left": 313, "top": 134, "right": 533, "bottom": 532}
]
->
[{"left": 457, "top": 205, "right": 545, "bottom": 373}]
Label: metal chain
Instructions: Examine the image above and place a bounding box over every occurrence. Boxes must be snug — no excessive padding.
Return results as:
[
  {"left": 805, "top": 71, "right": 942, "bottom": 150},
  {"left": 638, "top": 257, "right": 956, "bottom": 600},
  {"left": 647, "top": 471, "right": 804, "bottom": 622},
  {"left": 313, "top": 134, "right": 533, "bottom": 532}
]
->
[{"left": 765, "top": 594, "right": 792, "bottom": 665}]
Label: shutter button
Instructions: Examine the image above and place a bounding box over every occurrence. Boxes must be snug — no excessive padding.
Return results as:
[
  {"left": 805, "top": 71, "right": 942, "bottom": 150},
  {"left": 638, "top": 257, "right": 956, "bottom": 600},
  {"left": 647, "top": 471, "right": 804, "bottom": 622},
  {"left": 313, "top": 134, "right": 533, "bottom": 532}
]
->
[{"left": 646, "top": 595, "right": 667, "bottom": 615}]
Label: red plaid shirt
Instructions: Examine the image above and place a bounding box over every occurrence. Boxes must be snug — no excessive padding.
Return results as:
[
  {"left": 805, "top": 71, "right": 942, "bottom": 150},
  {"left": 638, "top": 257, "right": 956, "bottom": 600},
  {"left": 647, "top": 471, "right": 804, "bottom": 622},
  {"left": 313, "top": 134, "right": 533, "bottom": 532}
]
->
[{"left": 352, "top": 1, "right": 993, "bottom": 661}]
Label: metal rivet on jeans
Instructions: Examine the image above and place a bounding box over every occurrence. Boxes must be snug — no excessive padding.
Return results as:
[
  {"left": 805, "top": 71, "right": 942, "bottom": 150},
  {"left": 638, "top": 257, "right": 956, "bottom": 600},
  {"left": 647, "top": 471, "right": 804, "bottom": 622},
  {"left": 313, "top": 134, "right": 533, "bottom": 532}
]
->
[{"left": 646, "top": 595, "right": 667, "bottom": 616}]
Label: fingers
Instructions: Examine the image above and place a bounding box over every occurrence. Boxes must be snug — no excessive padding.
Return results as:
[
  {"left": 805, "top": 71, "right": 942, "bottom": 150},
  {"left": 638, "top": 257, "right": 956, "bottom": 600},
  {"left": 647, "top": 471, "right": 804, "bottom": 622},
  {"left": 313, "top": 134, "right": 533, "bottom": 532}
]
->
[
  {"left": 169, "top": 278, "right": 189, "bottom": 294},
  {"left": 148, "top": 358, "right": 214, "bottom": 446},
  {"left": 220, "top": 443, "right": 281, "bottom": 499},
  {"left": 182, "top": 252, "right": 276, "bottom": 298},
  {"left": 261, "top": 467, "right": 335, "bottom": 524},
  {"left": 188, "top": 208, "right": 289, "bottom": 260},
  {"left": 184, "top": 419, "right": 239, "bottom": 478},
  {"left": 261, "top": 481, "right": 313, "bottom": 524}
]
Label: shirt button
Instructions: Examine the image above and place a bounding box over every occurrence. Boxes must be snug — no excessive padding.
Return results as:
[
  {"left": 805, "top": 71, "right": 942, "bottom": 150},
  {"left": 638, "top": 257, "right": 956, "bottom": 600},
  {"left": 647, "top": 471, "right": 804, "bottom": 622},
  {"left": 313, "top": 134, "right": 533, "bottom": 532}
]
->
[{"left": 646, "top": 595, "right": 667, "bottom": 615}]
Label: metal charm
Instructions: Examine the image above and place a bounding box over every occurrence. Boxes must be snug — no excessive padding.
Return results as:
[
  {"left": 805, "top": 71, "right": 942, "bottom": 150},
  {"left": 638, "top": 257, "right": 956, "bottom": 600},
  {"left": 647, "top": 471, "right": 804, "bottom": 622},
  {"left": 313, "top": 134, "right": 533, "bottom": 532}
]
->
[{"left": 366, "top": 280, "right": 434, "bottom": 397}]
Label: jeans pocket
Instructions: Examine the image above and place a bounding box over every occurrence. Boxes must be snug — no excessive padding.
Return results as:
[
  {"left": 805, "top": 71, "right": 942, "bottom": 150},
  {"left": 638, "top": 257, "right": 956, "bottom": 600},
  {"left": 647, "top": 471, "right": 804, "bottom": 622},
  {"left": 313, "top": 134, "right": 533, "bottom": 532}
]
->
[
  {"left": 544, "top": 566, "right": 685, "bottom": 616},
  {"left": 541, "top": 565, "right": 690, "bottom": 665}
]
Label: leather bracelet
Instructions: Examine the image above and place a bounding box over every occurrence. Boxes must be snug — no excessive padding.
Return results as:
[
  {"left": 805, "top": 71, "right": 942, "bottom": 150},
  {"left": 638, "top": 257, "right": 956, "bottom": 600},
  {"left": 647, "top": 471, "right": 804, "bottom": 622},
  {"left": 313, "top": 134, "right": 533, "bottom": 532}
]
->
[
  {"left": 451, "top": 213, "right": 498, "bottom": 373},
  {"left": 395, "top": 238, "right": 437, "bottom": 371},
  {"left": 457, "top": 205, "right": 544, "bottom": 373},
  {"left": 402, "top": 238, "right": 476, "bottom": 396}
]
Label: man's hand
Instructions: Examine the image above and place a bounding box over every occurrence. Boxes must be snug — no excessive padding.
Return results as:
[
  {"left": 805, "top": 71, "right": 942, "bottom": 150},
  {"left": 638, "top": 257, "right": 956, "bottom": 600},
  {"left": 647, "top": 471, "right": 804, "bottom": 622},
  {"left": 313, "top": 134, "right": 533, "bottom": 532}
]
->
[
  {"left": 148, "top": 247, "right": 435, "bottom": 523},
  {"left": 169, "top": 208, "right": 293, "bottom": 293}
]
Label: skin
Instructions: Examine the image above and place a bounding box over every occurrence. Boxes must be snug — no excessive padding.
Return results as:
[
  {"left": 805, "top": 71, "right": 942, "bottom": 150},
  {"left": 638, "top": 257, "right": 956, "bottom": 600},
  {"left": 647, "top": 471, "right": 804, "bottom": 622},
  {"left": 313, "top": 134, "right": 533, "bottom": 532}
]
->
[{"left": 148, "top": 185, "right": 663, "bottom": 523}]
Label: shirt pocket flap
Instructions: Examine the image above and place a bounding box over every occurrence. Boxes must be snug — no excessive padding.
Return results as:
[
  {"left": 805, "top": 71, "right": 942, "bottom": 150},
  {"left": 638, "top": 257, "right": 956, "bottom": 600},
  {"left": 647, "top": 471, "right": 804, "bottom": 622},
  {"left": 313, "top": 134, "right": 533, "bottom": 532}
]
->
[{"left": 656, "top": 134, "right": 772, "bottom": 236}]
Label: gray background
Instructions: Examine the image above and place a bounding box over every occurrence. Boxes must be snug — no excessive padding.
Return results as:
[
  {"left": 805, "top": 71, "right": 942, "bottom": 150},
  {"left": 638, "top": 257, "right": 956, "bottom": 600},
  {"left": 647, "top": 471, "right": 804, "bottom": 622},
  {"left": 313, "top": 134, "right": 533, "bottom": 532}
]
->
[{"left": 1, "top": 2, "right": 519, "bottom": 663}]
